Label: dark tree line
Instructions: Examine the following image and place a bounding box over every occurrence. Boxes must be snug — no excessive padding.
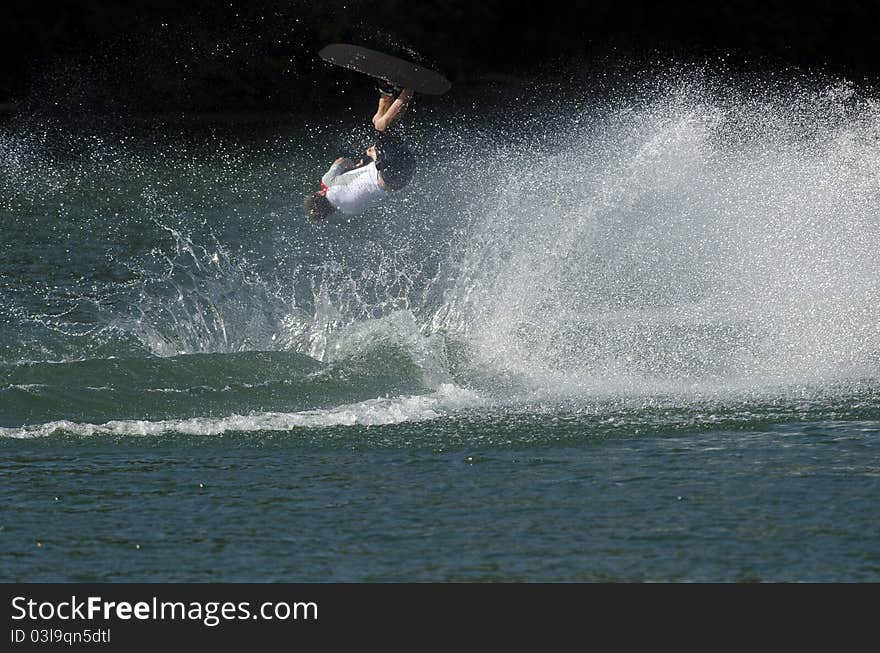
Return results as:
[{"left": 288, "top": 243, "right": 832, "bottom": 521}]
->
[{"left": 2, "top": 0, "right": 878, "bottom": 114}]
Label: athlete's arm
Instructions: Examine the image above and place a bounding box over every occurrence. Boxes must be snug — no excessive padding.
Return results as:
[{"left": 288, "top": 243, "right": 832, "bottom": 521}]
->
[
  {"left": 372, "top": 88, "right": 414, "bottom": 132},
  {"left": 333, "top": 157, "right": 356, "bottom": 170}
]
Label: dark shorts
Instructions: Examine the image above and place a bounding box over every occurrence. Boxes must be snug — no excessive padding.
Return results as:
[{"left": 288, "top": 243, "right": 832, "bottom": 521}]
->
[{"left": 374, "top": 133, "right": 415, "bottom": 190}]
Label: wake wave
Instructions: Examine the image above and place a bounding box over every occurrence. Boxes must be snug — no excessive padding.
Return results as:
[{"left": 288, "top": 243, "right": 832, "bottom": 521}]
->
[{"left": 0, "top": 383, "right": 477, "bottom": 439}]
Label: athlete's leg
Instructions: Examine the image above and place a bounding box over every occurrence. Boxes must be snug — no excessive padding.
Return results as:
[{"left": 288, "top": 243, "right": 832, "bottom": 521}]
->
[
  {"left": 372, "top": 88, "right": 413, "bottom": 132},
  {"left": 373, "top": 90, "right": 394, "bottom": 127}
]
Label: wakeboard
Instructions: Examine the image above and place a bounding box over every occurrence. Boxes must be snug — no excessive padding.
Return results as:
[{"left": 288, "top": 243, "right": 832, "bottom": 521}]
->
[{"left": 319, "top": 43, "right": 451, "bottom": 96}]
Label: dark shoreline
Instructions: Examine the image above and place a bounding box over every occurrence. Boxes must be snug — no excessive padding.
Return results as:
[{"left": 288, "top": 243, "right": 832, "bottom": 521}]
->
[{"left": 3, "top": 1, "right": 880, "bottom": 118}]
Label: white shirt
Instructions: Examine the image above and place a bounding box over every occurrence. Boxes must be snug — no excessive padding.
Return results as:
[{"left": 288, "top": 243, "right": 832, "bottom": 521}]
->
[{"left": 324, "top": 162, "right": 386, "bottom": 215}]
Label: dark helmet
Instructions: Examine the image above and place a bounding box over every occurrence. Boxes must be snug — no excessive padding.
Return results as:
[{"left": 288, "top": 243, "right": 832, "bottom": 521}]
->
[{"left": 374, "top": 133, "right": 415, "bottom": 190}]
